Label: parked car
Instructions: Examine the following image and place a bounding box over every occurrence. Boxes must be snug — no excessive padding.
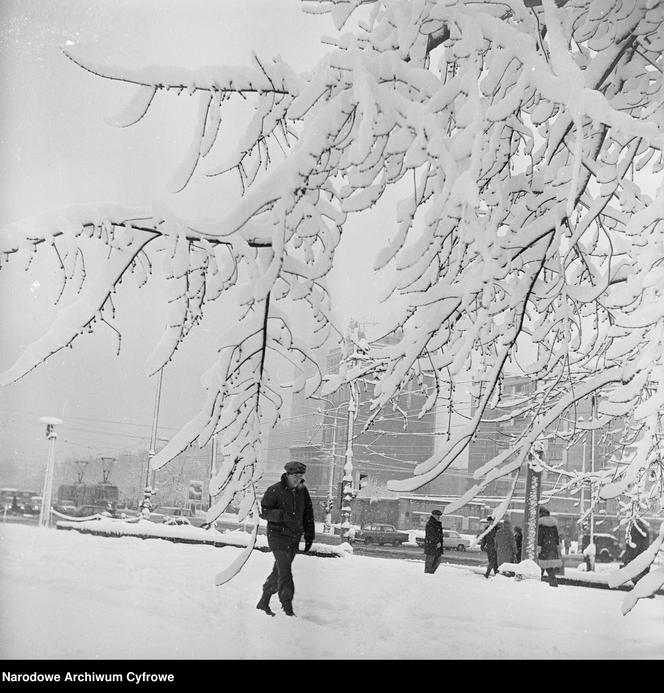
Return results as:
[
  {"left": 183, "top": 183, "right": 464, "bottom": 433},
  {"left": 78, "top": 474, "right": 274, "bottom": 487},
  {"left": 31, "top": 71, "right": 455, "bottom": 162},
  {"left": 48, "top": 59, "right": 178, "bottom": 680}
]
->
[
  {"left": 415, "top": 529, "right": 476, "bottom": 551},
  {"left": 163, "top": 516, "right": 191, "bottom": 526},
  {"left": 149, "top": 506, "right": 194, "bottom": 523},
  {"left": 158, "top": 506, "right": 194, "bottom": 518},
  {"left": 53, "top": 503, "right": 79, "bottom": 516},
  {"left": 21, "top": 497, "right": 42, "bottom": 516},
  {"left": 70, "top": 504, "right": 111, "bottom": 517},
  {"left": 443, "top": 530, "right": 475, "bottom": 552},
  {"left": 355, "top": 523, "right": 409, "bottom": 546},
  {"left": 581, "top": 533, "right": 622, "bottom": 562}
]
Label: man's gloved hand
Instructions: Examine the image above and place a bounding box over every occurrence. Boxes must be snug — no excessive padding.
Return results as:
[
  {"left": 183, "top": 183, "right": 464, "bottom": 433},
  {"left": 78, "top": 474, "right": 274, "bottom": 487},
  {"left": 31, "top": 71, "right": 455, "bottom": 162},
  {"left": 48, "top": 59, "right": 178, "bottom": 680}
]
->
[{"left": 304, "top": 538, "right": 313, "bottom": 552}]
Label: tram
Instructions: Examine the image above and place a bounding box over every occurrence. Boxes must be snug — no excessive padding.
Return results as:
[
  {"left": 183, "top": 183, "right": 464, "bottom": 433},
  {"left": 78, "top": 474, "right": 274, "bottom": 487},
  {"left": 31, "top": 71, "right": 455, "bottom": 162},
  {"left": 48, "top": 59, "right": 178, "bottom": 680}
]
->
[{"left": 55, "top": 482, "right": 119, "bottom": 515}]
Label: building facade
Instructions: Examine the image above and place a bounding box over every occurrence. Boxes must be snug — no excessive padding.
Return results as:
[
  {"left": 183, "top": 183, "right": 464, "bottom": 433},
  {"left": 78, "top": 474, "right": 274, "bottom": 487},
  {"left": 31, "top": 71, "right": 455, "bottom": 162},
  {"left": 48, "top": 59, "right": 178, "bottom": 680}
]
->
[
  {"left": 310, "top": 343, "right": 437, "bottom": 501},
  {"left": 466, "top": 375, "right": 626, "bottom": 540}
]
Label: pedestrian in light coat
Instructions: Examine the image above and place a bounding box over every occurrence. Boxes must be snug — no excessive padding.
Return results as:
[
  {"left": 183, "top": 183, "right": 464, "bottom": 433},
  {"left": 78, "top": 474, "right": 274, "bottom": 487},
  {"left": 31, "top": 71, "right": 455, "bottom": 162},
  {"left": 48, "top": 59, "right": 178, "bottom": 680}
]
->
[
  {"left": 256, "top": 461, "right": 315, "bottom": 617},
  {"left": 495, "top": 517, "right": 517, "bottom": 574},
  {"left": 423, "top": 509, "right": 444, "bottom": 574}
]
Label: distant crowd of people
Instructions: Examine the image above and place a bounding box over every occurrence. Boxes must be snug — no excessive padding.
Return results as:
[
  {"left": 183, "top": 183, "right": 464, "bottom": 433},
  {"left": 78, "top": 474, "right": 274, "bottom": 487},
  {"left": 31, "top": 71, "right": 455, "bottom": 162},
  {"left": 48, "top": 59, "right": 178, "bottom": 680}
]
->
[
  {"left": 425, "top": 505, "right": 653, "bottom": 589},
  {"left": 421, "top": 508, "right": 527, "bottom": 578},
  {"left": 479, "top": 513, "right": 525, "bottom": 580}
]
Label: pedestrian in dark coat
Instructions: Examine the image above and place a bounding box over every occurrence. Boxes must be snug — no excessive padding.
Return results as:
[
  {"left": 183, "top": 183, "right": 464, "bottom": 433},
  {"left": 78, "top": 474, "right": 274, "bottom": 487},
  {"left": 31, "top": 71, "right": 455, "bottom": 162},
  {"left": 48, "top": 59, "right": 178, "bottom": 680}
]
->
[
  {"left": 622, "top": 517, "right": 651, "bottom": 584},
  {"left": 514, "top": 526, "right": 523, "bottom": 561},
  {"left": 423, "top": 509, "right": 444, "bottom": 574},
  {"left": 480, "top": 517, "right": 499, "bottom": 578},
  {"left": 537, "top": 507, "right": 562, "bottom": 587},
  {"left": 256, "top": 461, "right": 315, "bottom": 617},
  {"left": 495, "top": 517, "right": 517, "bottom": 572}
]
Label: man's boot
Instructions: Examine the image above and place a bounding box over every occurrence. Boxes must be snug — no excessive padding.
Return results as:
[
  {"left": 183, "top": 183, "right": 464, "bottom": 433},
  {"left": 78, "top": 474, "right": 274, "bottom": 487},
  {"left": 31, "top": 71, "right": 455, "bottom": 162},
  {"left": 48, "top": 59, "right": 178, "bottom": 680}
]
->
[
  {"left": 282, "top": 603, "right": 296, "bottom": 617},
  {"left": 256, "top": 595, "right": 275, "bottom": 616}
]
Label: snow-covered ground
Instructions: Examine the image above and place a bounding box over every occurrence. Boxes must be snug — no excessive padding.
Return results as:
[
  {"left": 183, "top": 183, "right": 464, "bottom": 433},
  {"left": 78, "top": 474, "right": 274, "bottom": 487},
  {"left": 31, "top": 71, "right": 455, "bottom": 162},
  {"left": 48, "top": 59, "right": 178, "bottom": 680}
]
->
[
  {"left": 52, "top": 516, "right": 353, "bottom": 557},
  {"left": 1, "top": 523, "right": 663, "bottom": 659}
]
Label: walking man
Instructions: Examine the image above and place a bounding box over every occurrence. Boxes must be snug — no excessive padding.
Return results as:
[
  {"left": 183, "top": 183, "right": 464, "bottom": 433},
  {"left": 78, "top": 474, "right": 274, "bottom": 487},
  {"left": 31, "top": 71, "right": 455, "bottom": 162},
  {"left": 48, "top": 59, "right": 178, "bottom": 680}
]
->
[
  {"left": 256, "top": 461, "right": 315, "bottom": 617},
  {"left": 480, "top": 517, "right": 499, "bottom": 578},
  {"left": 423, "top": 509, "right": 444, "bottom": 574}
]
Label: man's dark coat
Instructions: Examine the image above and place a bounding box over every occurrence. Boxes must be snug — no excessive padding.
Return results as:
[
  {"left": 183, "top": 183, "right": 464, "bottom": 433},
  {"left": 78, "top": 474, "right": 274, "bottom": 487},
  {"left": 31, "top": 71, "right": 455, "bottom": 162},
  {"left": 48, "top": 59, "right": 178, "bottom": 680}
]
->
[
  {"left": 424, "top": 515, "right": 444, "bottom": 556},
  {"left": 623, "top": 518, "right": 650, "bottom": 563},
  {"left": 260, "top": 474, "right": 315, "bottom": 550}
]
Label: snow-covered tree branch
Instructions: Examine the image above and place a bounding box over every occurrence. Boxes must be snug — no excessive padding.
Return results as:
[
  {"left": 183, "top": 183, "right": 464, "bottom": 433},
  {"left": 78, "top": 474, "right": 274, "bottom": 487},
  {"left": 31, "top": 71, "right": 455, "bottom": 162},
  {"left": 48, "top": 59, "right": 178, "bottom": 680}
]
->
[{"left": 2, "top": 0, "right": 663, "bottom": 594}]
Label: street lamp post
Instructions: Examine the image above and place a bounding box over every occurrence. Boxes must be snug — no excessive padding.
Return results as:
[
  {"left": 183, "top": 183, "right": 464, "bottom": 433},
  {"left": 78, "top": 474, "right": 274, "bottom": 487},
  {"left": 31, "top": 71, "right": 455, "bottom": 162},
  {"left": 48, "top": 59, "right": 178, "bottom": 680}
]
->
[
  {"left": 208, "top": 433, "right": 218, "bottom": 511},
  {"left": 141, "top": 367, "right": 164, "bottom": 519},
  {"left": 521, "top": 442, "right": 544, "bottom": 561},
  {"left": 585, "top": 394, "right": 597, "bottom": 571},
  {"left": 590, "top": 395, "right": 596, "bottom": 543},
  {"left": 38, "top": 416, "right": 62, "bottom": 528},
  {"left": 579, "top": 432, "right": 587, "bottom": 547},
  {"left": 323, "top": 406, "right": 338, "bottom": 534},
  {"left": 339, "top": 387, "right": 357, "bottom": 543}
]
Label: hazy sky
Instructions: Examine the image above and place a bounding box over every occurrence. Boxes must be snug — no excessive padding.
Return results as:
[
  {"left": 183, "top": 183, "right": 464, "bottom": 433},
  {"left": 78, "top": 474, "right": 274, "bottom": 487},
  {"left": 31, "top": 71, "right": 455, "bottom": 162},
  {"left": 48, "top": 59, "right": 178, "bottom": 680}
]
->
[{"left": 0, "top": 0, "right": 401, "bottom": 478}]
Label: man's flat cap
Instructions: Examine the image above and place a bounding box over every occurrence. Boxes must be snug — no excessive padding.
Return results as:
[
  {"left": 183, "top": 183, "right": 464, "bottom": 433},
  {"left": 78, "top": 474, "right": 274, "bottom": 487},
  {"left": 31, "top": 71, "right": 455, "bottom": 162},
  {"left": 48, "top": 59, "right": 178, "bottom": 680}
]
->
[{"left": 284, "top": 461, "right": 306, "bottom": 474}]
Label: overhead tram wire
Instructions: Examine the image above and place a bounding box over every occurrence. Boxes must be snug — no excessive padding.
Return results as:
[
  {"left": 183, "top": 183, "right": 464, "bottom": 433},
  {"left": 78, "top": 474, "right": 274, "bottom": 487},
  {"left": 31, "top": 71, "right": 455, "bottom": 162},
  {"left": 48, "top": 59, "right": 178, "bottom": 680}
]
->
[{"left": 0, "top": 404, "right": 183, "bottom": 433}]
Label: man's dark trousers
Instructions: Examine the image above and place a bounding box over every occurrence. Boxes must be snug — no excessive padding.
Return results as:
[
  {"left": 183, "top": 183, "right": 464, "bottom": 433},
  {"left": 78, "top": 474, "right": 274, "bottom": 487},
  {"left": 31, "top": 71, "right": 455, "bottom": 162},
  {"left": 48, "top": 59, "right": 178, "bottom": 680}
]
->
[
  {"left": 424, "top": 552, "right": 442, "bottom": 574},
  {"left": 262, "top": 541, "right": 298, "bottom": 608},
  {"left": 485, "top": 548, "right": 499, "bottom": 577}
]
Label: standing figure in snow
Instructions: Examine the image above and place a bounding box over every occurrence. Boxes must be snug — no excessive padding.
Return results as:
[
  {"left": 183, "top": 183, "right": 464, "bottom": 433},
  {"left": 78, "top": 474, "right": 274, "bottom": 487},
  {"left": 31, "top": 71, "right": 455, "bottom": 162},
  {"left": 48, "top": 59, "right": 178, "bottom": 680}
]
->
[
  {"left": 256, "top": 461, "right": 315, "bottom": 617},
  {"left": 621, "top": 517, "right": 651, "bottom": 585},
  {"left": 423, "top": 509, "right": 444, "bottom": 574},
  {"left": 513, "top": 526, "right": 523, "bottom": 562},
  {"left": 495, "top": 516, "right": 517, "bottom": 576},
  {"left": 537, "top": 507, "right": 562, "bottom": 587},
  {"left": 480, "top": 517, "right": 499, "bottom": 578}
]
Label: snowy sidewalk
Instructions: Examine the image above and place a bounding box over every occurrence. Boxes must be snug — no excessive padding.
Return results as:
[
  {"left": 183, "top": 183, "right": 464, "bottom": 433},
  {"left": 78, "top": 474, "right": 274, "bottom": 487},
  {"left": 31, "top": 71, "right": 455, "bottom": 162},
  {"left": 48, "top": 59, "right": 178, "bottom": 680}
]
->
[
  {"left": 473, "top": 563, "right": 664, "bottom": 595},
  {"left": 2, "top": 522, "right": 663, "bottom": 659},
  {"left": 54, "top": 516, "right": 664, "bottom": 598}
]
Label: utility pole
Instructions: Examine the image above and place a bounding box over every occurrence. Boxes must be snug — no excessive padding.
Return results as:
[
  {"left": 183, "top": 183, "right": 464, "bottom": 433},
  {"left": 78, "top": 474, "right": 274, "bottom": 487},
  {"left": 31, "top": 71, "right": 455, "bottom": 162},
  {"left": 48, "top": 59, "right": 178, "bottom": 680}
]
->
[
  {"left": 521, "top": 442, "right": 544, "bottom": 561},
  {"left": 339, "top": 386, "right": 357, "bottom": 543},
  {"left": 590, "top": 394, "right": 596, "bottom": 547},
  {"left": 38, "top": 417, "right": 62, "bottom": 528},
  {"left": 208, "top": 433, "right": 218, "bottom": 511},
  {"left": 141, "top": 367, "right": 164, "bottom": 519},
  {"left": 584, "top": 393, "right": 597, "bottom": 571},
  {"left": 323, "top": 405, "right": 338, "bottom": 534},
  {"left": 579, "top": 433, "right": 587, "bottom": 548}
]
